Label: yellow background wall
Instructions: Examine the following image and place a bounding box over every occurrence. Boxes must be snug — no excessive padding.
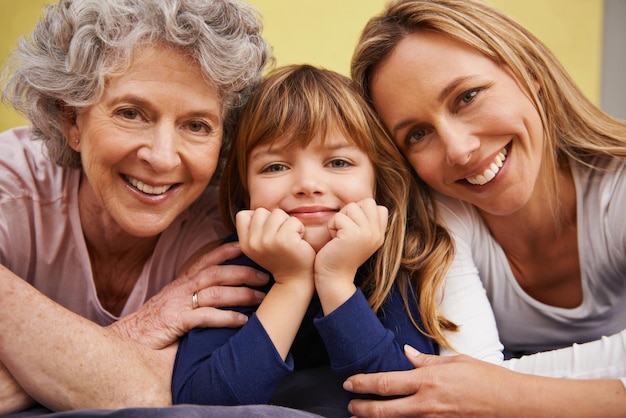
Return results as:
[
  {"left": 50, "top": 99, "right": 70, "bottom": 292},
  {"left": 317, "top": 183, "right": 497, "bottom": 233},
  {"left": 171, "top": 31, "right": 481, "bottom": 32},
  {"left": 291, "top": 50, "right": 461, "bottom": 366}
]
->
[{"left": 0, "top": 0, "right": 603, "bottom": 131}]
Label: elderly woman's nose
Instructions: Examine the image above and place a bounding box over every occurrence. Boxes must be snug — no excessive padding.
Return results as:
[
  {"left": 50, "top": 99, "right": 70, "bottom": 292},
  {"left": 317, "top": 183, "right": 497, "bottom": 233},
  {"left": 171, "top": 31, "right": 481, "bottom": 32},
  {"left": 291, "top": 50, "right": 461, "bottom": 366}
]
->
[{"left": 137, "top": 125, "right": 182, "bottom": 171}]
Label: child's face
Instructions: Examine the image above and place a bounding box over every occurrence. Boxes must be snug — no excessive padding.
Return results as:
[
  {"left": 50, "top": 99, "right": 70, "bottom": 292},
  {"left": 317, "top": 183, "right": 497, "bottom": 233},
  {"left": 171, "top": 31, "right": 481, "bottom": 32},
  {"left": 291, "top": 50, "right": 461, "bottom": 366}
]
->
[{"left": 247, "top": 130, "right": 376, "bottom": 251}]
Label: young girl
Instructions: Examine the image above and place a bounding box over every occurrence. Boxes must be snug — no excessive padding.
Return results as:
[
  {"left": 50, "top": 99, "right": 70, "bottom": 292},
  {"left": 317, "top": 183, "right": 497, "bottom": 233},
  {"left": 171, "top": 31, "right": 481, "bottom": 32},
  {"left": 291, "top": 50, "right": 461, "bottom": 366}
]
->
[{"left": 171, "top": 64, "right": 503, "bottom": 407}]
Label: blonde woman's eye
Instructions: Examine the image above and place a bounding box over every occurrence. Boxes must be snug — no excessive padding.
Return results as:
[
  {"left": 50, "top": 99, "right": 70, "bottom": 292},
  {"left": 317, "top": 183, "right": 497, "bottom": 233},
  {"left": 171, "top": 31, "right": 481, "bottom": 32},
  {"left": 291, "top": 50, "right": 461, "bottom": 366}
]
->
[
  {"left": 460, "top": 89, "right": 479, "bottom": 104},
  {"left": 406, "top": 129, "right": 426, "bottom": 144}
]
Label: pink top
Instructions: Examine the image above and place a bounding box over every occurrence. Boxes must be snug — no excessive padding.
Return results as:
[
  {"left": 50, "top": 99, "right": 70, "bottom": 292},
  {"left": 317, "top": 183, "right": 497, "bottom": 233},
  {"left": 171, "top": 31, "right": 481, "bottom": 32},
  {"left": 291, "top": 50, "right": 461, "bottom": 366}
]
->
[{"left": 0, "top": 126, "right": 228, "bottom": 325}]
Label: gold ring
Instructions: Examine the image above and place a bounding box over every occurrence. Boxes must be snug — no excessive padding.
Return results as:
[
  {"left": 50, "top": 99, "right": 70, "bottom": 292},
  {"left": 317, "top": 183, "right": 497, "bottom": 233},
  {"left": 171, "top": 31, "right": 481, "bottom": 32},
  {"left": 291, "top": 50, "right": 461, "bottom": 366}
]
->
[{"left": 192, "top": 290, "right": 199, "bottom": 309}]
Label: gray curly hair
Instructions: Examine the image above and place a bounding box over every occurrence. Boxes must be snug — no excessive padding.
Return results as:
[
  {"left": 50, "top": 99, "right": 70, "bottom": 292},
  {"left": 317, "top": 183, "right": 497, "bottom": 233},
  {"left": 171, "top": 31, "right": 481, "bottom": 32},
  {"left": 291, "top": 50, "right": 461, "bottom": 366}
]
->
[{"left": 2, "top": 0, "right": 272, "bottom": 169}]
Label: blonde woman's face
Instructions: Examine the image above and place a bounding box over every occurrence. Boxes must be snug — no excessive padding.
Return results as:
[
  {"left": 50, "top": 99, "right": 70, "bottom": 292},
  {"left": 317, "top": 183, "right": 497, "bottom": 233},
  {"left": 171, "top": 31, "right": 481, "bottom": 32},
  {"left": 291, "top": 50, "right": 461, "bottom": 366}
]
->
[{"left": 370, "top": 31, "right": 545, "bottom": 216}]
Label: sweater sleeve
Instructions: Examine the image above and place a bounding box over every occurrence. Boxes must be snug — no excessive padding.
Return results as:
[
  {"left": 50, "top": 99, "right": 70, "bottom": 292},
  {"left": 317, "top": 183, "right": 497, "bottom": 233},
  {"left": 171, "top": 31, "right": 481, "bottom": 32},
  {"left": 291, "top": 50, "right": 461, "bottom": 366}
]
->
[
  {"left": 504, "top": 328, "right": 626, "bottom": 382},
  {"left": 171, "top": 313, "right": 293, "bottom": 405},
  {"left": 314, "top": 286, "right": 437, "bottom": 383},
  {"left": 437, "top": 227, "right": 505, "bottom": 364}
]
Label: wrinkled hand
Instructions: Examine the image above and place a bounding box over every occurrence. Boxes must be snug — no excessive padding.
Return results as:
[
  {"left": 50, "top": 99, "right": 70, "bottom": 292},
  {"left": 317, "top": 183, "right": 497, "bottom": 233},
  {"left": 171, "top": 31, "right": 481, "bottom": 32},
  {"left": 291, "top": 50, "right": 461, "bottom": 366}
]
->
[
  {"left": 109, "top": 241, "right": 268, "bottom": 349},
  {"left": 236, "top": 208, "right": 316, "bottom": 283},
  {"left": 344, "top": 345, "right": 514, "bottom": 418},
  {"left": 0, "top": 361, "right": 35, "bottom": 415},
  {"left": 315, "top": 198, "right": 387, "bottom": 282}
]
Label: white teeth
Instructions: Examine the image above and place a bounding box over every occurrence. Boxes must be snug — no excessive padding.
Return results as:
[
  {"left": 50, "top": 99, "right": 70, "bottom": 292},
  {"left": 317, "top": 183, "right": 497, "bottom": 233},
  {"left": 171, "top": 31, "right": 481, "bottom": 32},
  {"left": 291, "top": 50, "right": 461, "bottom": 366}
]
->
[
  {"left": 127, "top": 176, "right": 173, "bottom": 195},
  {"left": 466, "top": 148, "right": 507, "bottom": 186}
]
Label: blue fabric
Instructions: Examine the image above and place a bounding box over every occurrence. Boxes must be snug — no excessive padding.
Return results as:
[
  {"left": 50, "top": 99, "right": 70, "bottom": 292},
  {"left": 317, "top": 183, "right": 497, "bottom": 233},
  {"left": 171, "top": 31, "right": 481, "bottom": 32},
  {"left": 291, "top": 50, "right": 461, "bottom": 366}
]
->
[{"left": 172, "top": 233, "right": 438, "bottom": 406}]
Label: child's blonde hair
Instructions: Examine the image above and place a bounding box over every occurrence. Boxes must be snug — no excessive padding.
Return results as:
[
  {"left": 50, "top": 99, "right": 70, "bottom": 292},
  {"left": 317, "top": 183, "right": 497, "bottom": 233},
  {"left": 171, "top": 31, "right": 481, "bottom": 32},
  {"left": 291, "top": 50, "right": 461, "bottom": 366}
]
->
[{"left": 220, "top": 64, "right": 457, "bottom": 348}]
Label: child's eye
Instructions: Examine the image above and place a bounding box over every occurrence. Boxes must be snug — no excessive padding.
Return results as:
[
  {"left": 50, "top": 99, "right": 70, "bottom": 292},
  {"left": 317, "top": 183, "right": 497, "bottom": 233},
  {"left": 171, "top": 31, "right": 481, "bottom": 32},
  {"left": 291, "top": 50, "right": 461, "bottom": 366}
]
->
[
  {"left": 262, "top": 163, "right": 288, "bottom": 173},
  {"left": 327, "top": 159, "right": 351, "bottom": 169}
]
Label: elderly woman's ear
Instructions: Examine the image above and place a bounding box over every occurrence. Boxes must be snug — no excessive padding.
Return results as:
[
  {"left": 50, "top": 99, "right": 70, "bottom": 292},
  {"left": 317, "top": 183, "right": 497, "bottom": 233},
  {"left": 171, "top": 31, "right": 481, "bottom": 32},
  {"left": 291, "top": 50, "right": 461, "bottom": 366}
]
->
[{"left": 61, "top": 104, "right": 80, "bottom": 151}]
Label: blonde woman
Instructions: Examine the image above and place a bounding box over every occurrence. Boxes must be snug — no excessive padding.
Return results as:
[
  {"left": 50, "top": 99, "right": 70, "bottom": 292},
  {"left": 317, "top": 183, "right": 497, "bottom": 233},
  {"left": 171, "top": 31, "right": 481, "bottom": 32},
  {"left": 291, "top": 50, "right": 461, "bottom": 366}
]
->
[{"left": 346, "top": 0, "right": 626, "bottom": 416}]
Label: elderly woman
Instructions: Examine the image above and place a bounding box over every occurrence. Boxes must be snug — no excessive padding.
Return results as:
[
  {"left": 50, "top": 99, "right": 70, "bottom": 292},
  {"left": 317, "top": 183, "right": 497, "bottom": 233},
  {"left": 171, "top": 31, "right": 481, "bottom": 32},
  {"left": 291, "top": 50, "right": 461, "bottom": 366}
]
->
[{"left": 0, "top": 0, "right": 309, "bottom": 415}]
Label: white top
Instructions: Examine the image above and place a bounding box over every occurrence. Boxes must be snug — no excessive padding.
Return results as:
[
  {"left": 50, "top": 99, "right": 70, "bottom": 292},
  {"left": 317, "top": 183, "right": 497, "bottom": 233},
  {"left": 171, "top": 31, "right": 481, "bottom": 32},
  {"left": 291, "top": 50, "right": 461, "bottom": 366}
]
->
[
  {"left": 436, "top": 155, "right": 626, "bottom": 385},
  {"left": 0, "top": 126, "right": 228, "bottom": 325}
]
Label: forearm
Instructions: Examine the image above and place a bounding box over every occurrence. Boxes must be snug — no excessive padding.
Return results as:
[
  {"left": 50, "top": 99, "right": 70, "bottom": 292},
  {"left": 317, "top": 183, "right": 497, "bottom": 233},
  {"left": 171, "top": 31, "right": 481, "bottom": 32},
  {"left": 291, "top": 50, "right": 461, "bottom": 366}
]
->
[
  {"left": 502, "top": 373, "right": 626, "bottom": 418},
  {"left": 256, "top": 280, "right": 314, "bottom": 359},
  {"left": 0, "top": 265, "right": 172, "bottom": 410},
  {"left": 172, "top": 316, "right": 292, "bottom": 405},
  {"left": 316, "top": 289, "right": 419, "bottom": 382},
  {"left": 0, "top": 361, "right": 35, "bottom": 415}
]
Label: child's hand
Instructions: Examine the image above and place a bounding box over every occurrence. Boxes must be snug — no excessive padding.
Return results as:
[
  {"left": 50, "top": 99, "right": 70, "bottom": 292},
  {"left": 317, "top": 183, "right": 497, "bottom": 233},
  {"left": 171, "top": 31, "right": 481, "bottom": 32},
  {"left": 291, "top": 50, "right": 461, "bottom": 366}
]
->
[
  {"left": 314, "top": 198, "right": 388, "bottom": 313},
  {"left": 236, "top": 208, "right": 316, "bottom": 284}
]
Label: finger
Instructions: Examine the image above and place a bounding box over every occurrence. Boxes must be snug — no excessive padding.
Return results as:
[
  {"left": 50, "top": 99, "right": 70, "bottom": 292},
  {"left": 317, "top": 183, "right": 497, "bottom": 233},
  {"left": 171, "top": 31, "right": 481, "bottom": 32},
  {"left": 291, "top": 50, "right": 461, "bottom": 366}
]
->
[
  {"left": 343, "top": 370, "right": 417, "bottom": 396},
  {"left": 277, "top": 216, "right": 306, "bottom": 241},
  {"left": 196, "top": 285, "right": 264, "bottom": 308},
  {"left": 235, "top": 210, "right": 254, "bottom": 242},
  {"left": 376, "top": 205, "right": 389, "bottom": 231},
  {"left": 340, "top": 201, "right": 369, "bottom": 226},
  {"left": 262, "top": 208, "right": 291, "bottom": 239},
  {"left": 185, "top": 241, "right": 244, "bottom": 277},
  {"left": 241, "top": 208, "right": 274, "bottom": 247},
  {"left": 355, "top": 198, "right": 383, "bottom": 224},
  {"left": 404, "top": 345, "right": 458, "bottom": 368},
  {"left": 348, "top": 395, "right": 418, "bottom": 418},
  {"left": 180, "top": 307, "right": 250, "bottom": 330},
  {"left": 358, "top": 200, "right": 388, "bottom": 236},
  {"left": 404, "top": 344, "right": 422, "bottom": 367},
  {"left": 191, "top": 264, "right": 269, "bottom": 289}
]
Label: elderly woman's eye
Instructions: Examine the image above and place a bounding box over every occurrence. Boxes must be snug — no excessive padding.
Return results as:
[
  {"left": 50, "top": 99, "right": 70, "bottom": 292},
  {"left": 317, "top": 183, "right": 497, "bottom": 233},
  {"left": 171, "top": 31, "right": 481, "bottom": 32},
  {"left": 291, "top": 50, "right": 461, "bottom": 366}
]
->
[
  {"left": 117, "top": 108, "right": 140, "bottom": 120},
  {"left": 188, "top": 121, "right": 211, "bottom": 134}
]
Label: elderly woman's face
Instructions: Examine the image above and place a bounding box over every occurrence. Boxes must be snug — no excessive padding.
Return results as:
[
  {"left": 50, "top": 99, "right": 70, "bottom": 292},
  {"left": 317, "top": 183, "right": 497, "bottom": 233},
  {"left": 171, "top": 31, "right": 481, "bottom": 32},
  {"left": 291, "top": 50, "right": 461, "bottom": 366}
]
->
[{"left": 64, "top": 45, "right": 222, "bottom": 237}]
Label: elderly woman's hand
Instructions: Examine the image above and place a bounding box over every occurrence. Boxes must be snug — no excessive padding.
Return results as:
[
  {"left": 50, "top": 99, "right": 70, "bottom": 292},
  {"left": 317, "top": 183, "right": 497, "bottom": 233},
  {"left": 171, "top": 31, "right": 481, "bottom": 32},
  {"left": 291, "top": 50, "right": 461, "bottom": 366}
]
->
[
  {"left": 109, "top": 241, "right": 268, "bottom": 350},
  {"left": 0, "top": 361, "right": 35, "bottom": 415}
]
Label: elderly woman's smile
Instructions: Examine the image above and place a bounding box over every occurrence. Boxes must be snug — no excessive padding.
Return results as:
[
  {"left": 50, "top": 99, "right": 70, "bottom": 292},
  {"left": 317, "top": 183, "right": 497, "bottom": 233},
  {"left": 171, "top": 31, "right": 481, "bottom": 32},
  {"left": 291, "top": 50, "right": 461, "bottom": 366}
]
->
[{"left": 66, "top": 45, "right": 223, "bottom": 238}]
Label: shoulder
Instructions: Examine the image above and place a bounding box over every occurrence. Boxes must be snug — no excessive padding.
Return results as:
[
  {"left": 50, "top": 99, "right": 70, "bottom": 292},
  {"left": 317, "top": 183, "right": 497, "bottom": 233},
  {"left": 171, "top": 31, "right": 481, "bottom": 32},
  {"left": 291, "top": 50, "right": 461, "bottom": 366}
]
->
[
  {"left": 0, "top": 126, "right": 70, "bottom": 201},
  {"left": 574, "top": 155, "right": 626, "bottom": 247},
  {"left": 574, "top": 155, "right": 626, "bottom": 207},
  {"left": 0, "top": 126, "right": 45, "bottom": 165},
  {"left": 433, "top": 191, "right": 487, "bottom": 244}
]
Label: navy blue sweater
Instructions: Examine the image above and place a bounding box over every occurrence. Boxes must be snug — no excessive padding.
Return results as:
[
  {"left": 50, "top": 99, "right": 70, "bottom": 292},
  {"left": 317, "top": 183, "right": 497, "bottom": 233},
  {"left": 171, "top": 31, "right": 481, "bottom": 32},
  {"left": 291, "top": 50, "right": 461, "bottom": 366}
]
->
[{"left": 171, "top": 235, "right": 437, "bottom": 405}]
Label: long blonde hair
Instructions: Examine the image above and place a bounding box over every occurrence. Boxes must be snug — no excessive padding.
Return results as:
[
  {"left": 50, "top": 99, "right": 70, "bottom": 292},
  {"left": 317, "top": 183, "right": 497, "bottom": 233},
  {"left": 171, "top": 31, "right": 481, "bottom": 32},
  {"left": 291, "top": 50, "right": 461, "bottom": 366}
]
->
[
  {"left": 220, "top": 64, "right": 457, "bottom": 348},
  {"left": 352, "top": 0, "right": 626, "bottom": 220}
]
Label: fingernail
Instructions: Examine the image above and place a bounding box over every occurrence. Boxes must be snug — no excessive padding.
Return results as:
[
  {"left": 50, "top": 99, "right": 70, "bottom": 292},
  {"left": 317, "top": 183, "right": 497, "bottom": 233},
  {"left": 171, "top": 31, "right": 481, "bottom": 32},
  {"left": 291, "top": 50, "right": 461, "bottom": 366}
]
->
[
  {"left": 237, "top": 314, "right": 248, "bottom": 323},
  {"left": 343, "top": 380, "right": 353, "bottom": 391},
  {"left": 254, "top": 291, "right": 265, "bottom": 301},
  {"left": 404, "top": 344, "right": 421, "bottom": 357},
  {"left": 256, "top": 271, "right": 268, "bottom": 282}
]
